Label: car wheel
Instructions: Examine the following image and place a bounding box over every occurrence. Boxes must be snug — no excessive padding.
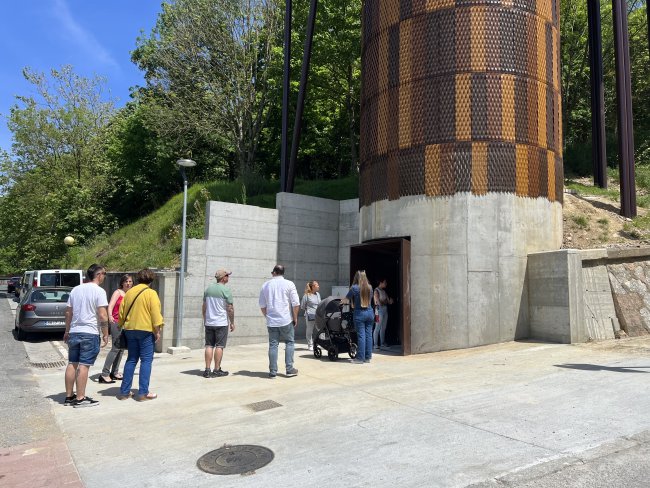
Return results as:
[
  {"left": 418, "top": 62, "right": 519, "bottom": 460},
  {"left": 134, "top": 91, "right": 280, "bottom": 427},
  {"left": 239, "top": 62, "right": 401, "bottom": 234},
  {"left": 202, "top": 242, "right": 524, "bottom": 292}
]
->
[{"left": 16, "top": 327, "right": 26, "bottom": 341}]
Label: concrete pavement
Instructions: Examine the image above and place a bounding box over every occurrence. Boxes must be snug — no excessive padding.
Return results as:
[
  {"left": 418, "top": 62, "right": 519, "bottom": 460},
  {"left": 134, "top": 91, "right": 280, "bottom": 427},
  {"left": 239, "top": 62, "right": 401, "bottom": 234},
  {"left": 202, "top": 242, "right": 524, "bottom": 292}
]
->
[{"left": 7, "top": 296, "right": 650, "bottom": 487}]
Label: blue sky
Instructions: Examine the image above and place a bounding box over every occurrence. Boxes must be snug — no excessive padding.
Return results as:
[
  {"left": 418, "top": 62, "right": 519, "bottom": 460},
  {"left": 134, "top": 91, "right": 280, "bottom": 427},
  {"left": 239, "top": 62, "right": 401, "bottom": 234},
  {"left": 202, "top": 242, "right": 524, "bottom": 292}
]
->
[{"left": 0, "top": 0, "right": 162, "bottom": 153}]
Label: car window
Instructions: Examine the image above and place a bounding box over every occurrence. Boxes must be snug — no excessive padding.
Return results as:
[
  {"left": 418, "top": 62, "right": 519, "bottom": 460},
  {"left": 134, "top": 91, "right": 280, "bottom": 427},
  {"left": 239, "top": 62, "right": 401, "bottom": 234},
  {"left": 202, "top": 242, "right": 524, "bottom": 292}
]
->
[
  {"left": 39, "top": 274, "right": 57, "bottom": 287},
  {"left": 31, "top": 290, "right": 70, "bottom": 303},
  {"left": 60, "top": 273, "right": 81, "bottom": 287}
]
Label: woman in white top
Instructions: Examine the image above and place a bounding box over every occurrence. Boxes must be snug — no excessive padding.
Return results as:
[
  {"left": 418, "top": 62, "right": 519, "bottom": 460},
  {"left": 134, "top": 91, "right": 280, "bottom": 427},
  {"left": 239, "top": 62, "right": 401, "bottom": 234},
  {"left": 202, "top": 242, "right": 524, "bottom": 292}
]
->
[
  {"left": 300, "top": 281, "right": 321, "bottom": 350},
  {"left": 373, "top": 278, "right": 393, "bottom": 349}
]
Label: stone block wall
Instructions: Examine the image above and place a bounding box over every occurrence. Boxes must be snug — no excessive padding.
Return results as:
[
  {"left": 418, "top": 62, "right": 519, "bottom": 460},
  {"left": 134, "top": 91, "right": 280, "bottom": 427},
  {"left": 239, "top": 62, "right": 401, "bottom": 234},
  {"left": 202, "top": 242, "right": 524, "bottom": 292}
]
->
[{"left": 607, "top": 257, "right": 650, "bottom": 337}]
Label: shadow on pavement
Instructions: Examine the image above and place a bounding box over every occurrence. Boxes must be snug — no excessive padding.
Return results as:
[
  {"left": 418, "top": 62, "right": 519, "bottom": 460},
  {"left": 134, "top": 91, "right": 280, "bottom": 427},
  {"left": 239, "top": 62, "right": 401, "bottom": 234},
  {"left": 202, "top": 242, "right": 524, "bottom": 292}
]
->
[
  {"left": 555, "top": 363, "right": 650, "bottom": 373},
  {"left": 232, "top": 370, "right": 271, "bottom": 379},
  {"left": 179, "top": 369, "right": 207, "bottom": 377}
]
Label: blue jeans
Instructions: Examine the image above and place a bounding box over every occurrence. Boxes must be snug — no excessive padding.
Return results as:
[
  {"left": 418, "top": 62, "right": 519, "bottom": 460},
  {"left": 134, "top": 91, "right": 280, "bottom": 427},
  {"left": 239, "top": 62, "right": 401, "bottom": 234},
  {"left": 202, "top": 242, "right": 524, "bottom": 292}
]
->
[
  {"left": 268, "top": 324, "right": 295, "bottom": 375},
  {"left": 120, "top": 330, "right": 155, "bottom": 396},
  {"left": 354, "top": 314, "right": 374, "bottom": 361}
]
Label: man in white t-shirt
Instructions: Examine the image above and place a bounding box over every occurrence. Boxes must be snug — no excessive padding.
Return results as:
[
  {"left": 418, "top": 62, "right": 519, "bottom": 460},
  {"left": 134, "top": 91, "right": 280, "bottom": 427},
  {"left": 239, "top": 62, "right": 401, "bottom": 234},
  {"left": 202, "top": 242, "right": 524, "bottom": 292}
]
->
[
  {"left": 63, "top": 264, "right": 109, "bottom": 408},
  {"left": 259, "top": 265, "right": 300, "bottom": 378}
]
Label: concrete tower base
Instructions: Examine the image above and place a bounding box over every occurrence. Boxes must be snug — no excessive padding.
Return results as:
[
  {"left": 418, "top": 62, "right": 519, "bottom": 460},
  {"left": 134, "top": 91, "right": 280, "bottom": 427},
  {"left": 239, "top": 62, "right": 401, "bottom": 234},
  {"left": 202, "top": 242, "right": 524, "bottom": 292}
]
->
[{"left": 360, "top": 194, "right": 563, "bottom": 353}]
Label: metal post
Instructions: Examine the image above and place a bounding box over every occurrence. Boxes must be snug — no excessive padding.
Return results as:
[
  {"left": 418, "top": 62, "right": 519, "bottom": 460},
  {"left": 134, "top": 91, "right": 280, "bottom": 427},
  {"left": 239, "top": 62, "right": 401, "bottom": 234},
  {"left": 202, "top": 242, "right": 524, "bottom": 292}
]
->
[
  {"left": 175, "top": 168, "right": 189, "bottom": 347},
  {"left": 286, "top": 0, "right": 318, "bottom": 193},
  {"left": 612, "top": 0, "right": 636, "bottom": 217},
  {"left": 587, "top": 0, "right": 607, "bottom": 188},
  {"left": 280, "top": 0, "right": 292, "bottom": 192}
]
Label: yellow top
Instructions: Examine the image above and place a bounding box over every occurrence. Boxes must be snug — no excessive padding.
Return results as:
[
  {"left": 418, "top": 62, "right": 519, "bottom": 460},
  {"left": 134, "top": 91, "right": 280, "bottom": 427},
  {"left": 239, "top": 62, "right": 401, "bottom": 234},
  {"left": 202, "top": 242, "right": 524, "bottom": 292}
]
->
[{"left": 118, "top": 284, "right": 164, "bottom": 332}]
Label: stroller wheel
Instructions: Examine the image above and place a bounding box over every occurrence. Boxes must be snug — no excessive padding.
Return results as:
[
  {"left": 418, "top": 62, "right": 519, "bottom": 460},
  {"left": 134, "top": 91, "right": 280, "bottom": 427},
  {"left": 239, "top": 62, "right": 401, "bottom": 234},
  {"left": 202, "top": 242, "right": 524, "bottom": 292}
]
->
[
  {"left": 314, "top": 346, "right": 322, "bottom": 358},
  {"left": 349, "top": 343, "right": 358, "bottom": 359},
  {"left": 328, "top": 346, "right": 339, "bottom": 361}
]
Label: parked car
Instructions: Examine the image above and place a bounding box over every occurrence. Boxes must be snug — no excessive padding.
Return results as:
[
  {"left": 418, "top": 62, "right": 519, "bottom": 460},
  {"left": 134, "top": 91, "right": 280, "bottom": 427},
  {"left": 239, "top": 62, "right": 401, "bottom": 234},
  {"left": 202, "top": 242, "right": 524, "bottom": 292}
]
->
[
  {"left": 17, "top": 269, "right": 82, "bottom": 301},
  {"left": 15, "top": 287, "right": 72, "bottom": 340},
  {"left": 7, "top": 276, "right": 20, "bottom": 294}
]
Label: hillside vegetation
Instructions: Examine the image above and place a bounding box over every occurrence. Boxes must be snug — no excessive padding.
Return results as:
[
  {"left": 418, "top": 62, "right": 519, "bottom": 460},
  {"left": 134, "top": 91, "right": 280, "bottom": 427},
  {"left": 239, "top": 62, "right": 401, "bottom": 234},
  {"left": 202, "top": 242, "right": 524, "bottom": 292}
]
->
[{"left": 66, "top": 176, "right": 359, "bottom": 271}]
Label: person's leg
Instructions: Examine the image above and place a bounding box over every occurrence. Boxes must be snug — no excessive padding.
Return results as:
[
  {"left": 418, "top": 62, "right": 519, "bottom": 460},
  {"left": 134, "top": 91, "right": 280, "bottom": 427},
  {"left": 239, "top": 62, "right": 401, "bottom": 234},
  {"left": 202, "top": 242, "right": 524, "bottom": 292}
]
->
[
  {"left": 306, "top": 319, "right": 314, "bottom": 348},
  {"left": 64, "top": 363, "right": 77, "bottom": 397},
  {"left": 101, "top": 346, "right": 119, "bottom": 378},
  {"left": 379, "top": 306, "right": 388, "bottom": 346},
  {"left": 204, "top": 346, "right": 214, "bottom": 370},
  {"left": 268, "top": 327, "right": 280, "bottom": 376},
  {"left": 214, "top": 347, "right": 224, "bottom": 370},
  {"left": 120, "top": 330, "right": 140, "bottom": 395},
  {"left": 137, "top": 331, "right": 155, "bottom": 396},
  {"left": 280, "top": 323, "right": 295, "bottom": 372},
  {"left": 365, "top": 319, "right": 373, "bottom": 361},
  {"left": 354, "top": 318, "right": 365, "bottom": 362},
  {"left": 76, "top": 334, "right": 100, "bottom": 399},
  {"left": 373, "top": 320, "right": 380, "bottom": 349},
  {"left": 111, "top": 349, "right": 124, "bottom": 377}
]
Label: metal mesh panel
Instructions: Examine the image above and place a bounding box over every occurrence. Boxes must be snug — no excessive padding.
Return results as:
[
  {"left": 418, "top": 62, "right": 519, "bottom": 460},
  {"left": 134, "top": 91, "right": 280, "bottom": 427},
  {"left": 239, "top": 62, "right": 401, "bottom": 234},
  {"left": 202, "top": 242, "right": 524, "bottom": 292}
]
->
[{"left": 359, "top": 0, "right": 563, "bottom": 206}]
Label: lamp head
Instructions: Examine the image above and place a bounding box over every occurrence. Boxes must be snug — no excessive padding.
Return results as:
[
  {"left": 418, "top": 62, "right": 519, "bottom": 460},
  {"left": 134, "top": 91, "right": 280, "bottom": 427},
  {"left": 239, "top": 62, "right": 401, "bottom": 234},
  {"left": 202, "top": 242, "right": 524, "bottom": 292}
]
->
[
  {"left": 64, "top": 236, "right": 75, "bottom": 246},
  {"left": 176, "top": 158, "right": 197, "bottom": 168}
]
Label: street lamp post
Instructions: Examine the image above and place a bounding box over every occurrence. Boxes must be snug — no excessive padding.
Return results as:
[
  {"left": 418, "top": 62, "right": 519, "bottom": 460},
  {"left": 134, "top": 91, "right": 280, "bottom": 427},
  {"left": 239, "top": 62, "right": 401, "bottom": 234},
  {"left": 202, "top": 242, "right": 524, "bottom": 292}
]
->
[
  {"left": 64, "top": 235, "right": 75, "bottom": 268},
  {"left": 174, "top": 158, "right": 196, "bottom": 347}
]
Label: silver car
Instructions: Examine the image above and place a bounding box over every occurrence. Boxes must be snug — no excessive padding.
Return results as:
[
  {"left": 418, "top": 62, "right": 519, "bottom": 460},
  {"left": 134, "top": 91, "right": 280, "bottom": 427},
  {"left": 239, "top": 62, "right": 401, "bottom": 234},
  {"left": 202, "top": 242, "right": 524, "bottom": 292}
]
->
[{"left": 15, "top": 287, "right": 71, "bottom": 340}]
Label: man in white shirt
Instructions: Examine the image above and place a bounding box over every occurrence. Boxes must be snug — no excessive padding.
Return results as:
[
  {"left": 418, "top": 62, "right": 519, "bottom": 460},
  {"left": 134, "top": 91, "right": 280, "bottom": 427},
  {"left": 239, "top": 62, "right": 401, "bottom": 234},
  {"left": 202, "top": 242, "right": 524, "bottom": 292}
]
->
[
  {"left": 63, "top": 264, "right": 109, "bottom": 407},
  {"left": 259, "top": 265, "right": 300, "bottom": 378}
]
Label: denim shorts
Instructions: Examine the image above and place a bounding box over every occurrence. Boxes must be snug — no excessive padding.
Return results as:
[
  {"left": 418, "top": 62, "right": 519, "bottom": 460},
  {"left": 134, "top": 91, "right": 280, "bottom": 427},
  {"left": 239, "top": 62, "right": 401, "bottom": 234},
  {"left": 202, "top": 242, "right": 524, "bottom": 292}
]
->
[{"left": 68, "top": 333, "right": 101, "bottom": 365}]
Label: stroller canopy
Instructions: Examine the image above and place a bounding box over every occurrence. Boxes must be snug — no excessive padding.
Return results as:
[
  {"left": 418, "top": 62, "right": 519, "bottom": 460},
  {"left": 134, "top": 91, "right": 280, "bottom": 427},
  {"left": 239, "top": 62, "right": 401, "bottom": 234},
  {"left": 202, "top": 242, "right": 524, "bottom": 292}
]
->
[{"left": 315, "top": 296, "right": 342, "bottom": 333}]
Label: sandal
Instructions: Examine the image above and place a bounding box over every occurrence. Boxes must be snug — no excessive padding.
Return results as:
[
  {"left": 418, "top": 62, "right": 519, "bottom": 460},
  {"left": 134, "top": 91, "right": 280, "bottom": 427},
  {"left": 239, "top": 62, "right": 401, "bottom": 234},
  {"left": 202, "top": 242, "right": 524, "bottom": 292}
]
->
[
  {"left": 98, "top": 376, "right": 115, "bottom": 384},
  {"left": 136, "top": 393, "right": 157, "bottom": 401},
  {"left": 110, "top": 373, "right": 123, "bottom": 380}
]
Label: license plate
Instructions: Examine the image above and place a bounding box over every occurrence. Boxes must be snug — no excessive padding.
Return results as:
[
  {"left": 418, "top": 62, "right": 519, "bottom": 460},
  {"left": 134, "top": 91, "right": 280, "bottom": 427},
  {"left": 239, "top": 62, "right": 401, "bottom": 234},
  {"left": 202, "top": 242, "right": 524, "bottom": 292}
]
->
[{"left": 44, "top": 321, "right": 65, "bottom": 326}]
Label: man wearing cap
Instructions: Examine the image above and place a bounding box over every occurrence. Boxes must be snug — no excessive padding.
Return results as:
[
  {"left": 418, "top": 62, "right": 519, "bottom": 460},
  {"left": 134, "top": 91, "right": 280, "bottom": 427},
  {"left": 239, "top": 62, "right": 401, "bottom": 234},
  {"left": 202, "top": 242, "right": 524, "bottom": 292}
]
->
[
  {"left": 202, "top": 268, "right": 235, "bottom": 378},
  {"left": 259, "top": 264, "right": 300, "bottom": 378}
]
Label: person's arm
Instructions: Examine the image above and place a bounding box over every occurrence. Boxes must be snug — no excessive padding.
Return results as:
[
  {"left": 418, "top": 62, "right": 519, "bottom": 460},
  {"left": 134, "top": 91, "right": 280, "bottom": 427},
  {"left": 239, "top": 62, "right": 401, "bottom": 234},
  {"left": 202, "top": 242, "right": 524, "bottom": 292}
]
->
[
  {"left": 107, "top": 289, "right": 120, "bottom": 324},
  {"left": 227, "top": 303, "right": 235, "bottom": 331},
  {"left": 202, "top": 301, "right": 206, "bottom": 324},
  {"left": 97, "top": 306, "right": 109, "bottom": 347},
  {"left": 63, "top": 307, "right": 73, "bottom": 343},
  {"left": 374, "top": 289, "right": 380, "bottom": 306}
]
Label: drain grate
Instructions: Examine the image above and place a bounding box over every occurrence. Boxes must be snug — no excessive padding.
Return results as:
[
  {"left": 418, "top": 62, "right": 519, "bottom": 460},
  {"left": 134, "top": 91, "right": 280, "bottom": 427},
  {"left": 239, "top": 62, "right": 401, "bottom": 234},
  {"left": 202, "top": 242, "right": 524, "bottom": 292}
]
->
[
  {"left": 197, "top": 445, "right": 274, "bottom": 475},
  {"left": 246, "top": 399, "right": 282, "bottom": 412},
  {"left": 31, "top": 360, "right": 67, "bottom": 369}
]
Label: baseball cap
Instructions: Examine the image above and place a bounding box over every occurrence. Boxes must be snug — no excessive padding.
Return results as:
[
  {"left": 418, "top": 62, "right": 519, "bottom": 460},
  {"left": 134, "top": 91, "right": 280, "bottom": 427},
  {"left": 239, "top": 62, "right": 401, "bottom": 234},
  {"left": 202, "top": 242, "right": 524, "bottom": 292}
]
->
[{"left": 215, "top": 269, "right": 232, "bottom": 280}]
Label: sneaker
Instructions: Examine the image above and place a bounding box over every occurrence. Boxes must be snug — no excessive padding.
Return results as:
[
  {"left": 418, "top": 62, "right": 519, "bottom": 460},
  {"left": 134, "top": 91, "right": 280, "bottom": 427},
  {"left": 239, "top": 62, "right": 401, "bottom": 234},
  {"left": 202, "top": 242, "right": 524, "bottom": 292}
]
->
[
  {"left": 349, "top": 359, "right": 365, "bottom": 364},
  {"left": 63, "top": 394, "right": 76, "bottom": 406},
  {"left": 72, "top": 396, "right": 99, "bottom": 408},
  {"left": 307, "top": 344, "right": 313, "bottom": 350},
  {"left": 286, "top": 368, "right": 298, "bottom": 377},
  {"left": 269, "top": 373, "right": 277, "bottom": 379},
  {"left": 203, "top": 368, "right": 211, "bottom": 378},
  {"left": 211, "top": 368, "right": 229, "bottom": 377}
]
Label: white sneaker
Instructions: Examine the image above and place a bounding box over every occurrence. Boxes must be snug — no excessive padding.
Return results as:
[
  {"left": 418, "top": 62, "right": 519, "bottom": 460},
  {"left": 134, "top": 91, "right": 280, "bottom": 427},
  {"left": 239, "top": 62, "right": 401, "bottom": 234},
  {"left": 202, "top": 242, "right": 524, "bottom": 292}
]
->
[
  {"left": 349, "top": 359, "right": 365, "bottom": 364},
  {"left": 307, "top": 344, "right": 313, "bottom": 350}
]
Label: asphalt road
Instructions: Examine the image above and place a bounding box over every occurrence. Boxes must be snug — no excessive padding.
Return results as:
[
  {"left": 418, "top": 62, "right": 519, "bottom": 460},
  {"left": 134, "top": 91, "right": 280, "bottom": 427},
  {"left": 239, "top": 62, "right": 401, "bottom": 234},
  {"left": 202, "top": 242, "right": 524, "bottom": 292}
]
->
[{"left": 0, "top": 292, "right": 61, "bottom": 449}]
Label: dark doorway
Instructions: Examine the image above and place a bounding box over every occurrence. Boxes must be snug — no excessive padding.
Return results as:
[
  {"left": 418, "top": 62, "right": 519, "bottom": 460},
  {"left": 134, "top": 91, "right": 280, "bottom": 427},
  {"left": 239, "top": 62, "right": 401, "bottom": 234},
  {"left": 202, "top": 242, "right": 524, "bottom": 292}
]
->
[{"left": 350, "top": 238, "right": 411, "bottom": 355}]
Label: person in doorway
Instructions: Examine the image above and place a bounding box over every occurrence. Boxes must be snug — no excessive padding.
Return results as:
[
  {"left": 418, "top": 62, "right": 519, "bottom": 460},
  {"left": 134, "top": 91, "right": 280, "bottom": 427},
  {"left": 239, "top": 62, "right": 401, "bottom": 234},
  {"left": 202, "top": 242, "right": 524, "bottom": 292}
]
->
[
  {"left": 117, "top": 269, "right": 164, "bottom": 401},
  {"left": 63, "top": 264, "right": 109, "bottom": 407},
  {"left": 99, "top": 274, "right": 133, "bottom": 383},
  {"left": 259, "top": 265, "right": 300, "bottom": 378},
  {"left": 300, "top": 280, "right": 321, "bottom": 350},
  {"left": 346, "top": 270, "right": 375, "bottom": 364},
  {"left": 202, "top": 268, "right": 235, "bottom": 378},
  {"left": 373, "top": 278, "right": 394, "bottom": 350}
]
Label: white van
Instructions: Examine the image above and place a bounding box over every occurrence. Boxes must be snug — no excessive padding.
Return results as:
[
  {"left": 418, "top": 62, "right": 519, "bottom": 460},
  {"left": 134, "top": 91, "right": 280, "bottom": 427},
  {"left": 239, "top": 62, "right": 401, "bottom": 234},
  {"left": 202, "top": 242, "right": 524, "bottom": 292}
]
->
[{"left": 18, "top": 269, "right": 83, "bottom": 299}]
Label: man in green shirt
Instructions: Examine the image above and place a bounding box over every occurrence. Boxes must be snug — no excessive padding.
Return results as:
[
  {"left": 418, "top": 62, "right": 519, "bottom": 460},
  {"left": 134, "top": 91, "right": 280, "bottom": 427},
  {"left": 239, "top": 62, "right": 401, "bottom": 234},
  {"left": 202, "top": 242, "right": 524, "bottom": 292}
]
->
[{"left": 202, "top": 268, "right": 235, "bottom": 378}]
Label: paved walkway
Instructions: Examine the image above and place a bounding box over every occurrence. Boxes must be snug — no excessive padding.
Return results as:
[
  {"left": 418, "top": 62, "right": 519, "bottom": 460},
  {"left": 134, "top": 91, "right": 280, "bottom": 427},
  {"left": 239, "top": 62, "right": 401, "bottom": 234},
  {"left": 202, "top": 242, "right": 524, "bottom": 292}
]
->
[{"left": 22, "top": 328, "right": 650, "bottom": 487}]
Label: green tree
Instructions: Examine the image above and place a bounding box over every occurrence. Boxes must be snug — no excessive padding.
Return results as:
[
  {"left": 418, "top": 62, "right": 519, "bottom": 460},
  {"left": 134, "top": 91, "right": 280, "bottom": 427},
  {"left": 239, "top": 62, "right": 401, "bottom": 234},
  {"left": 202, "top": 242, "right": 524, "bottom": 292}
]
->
[
  {"left": 0, "top": 66, "right": 116, "bottom": 272},
  {"left": 132, "top": 0, "right": 282, "bottom": 177}
]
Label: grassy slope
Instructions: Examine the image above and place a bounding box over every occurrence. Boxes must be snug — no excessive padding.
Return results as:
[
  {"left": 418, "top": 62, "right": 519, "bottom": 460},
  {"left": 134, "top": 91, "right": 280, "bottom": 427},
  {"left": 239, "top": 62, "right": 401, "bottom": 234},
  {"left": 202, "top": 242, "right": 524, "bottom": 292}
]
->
[{"left": 68, "top": 176, "right": 359, "bottom": 271}]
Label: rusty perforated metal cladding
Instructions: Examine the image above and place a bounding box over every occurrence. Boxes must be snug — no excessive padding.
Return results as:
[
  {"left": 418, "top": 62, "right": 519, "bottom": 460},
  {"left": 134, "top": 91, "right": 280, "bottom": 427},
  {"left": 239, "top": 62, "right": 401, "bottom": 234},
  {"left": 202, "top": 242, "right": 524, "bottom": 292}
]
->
[{"left": 360, "top": 0, "right": 563, "bottom": 206}]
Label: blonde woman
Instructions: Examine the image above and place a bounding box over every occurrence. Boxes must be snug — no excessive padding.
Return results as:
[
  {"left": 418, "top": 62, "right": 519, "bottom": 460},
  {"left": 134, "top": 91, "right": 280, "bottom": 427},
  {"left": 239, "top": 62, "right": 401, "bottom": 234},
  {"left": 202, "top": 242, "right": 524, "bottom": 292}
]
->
[
  {"left": 345, "top": 271, "right": 375, "bottom": 364},
  {"left": 300, "top": 281, "right": 321, "bottom": 350}
]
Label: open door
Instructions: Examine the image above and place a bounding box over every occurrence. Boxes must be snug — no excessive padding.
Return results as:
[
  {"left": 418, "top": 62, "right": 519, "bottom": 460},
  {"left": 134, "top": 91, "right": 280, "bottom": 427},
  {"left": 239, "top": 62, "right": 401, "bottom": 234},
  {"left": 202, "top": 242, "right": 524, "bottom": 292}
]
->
[{"left": 350, "top": 238, "right": 411, "bottom": 355}]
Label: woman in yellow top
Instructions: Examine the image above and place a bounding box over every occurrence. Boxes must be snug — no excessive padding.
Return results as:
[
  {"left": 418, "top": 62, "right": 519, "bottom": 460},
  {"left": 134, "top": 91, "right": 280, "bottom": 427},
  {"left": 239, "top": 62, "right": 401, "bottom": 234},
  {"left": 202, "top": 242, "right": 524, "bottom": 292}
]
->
[{"left": 117, "top": 269, "right": 164, "bottom": 401}]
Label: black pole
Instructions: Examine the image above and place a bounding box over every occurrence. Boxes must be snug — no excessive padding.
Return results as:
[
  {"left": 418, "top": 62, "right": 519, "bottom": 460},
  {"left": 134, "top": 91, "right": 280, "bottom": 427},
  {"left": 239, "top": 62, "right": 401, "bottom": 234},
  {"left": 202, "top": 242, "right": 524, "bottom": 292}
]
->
[
  {"left": 280, "top": 0, "right": 292, "bottom": 192},
  {"left": 612, "top": 0, "right": 636, "bottom": 217},
  {"left": 647, "top": 0, "right": 650, "bottom": 60},
  {"left": 587, "top": 0, "right": 607, "bottom": 188},
  {"left": 286, "top": 0, "right": 318, "bottom": 194}
]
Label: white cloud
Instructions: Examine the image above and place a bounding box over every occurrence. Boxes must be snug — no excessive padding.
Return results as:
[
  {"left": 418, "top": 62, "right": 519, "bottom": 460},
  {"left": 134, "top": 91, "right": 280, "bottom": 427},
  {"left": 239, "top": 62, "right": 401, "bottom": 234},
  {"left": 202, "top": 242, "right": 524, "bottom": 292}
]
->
[{"left": 51, "top": 0, "right": 120, "bottom": 71}]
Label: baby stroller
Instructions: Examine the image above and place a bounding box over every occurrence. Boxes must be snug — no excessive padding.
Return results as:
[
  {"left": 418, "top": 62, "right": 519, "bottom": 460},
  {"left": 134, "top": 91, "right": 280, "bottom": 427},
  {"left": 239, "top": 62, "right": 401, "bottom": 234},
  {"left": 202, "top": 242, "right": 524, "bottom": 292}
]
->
[{"left": 312, "top": 296, "right": 357, "bottom": 361}]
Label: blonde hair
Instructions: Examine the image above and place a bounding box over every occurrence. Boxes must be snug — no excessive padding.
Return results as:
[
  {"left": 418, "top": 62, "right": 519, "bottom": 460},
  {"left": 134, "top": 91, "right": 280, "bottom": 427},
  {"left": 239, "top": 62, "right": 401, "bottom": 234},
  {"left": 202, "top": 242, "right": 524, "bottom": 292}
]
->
[
  {"left": 352, "top": 270, "right": 372, "bottom": 308},
  {"left": 304, "top": 280, "right": 317, "bottom": 295}
]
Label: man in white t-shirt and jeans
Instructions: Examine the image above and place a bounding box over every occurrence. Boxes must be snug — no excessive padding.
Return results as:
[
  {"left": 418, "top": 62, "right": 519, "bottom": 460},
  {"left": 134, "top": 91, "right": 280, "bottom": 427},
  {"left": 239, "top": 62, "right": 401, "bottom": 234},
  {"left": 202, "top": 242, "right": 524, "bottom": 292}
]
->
[
  {"left": 259, "top": 264, "right": 300, "bottom": 378},
  {"left": 63, "top": 264, "right": 109, "bottom": 408}
]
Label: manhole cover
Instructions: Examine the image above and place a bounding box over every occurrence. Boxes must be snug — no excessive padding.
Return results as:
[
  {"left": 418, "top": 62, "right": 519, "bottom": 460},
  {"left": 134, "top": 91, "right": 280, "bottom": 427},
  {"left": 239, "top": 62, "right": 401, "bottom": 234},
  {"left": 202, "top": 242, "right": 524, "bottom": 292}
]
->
[
  {"left": 246, "top": 399, "right": 282, "bottom": 412},
  {"left": 197, "top": 445, "right": 274, "bottom": 475}
]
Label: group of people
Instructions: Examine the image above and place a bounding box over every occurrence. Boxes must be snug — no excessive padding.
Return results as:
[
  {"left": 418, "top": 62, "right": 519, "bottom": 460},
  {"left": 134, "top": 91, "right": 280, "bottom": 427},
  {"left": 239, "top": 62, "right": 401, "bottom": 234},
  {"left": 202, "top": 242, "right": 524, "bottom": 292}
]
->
[
  {"left": 64, "top": 265, "right": 164, "bottom": 407},
  {"left": 62, "top": 262, "right": 393, "bottom": 407}
]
